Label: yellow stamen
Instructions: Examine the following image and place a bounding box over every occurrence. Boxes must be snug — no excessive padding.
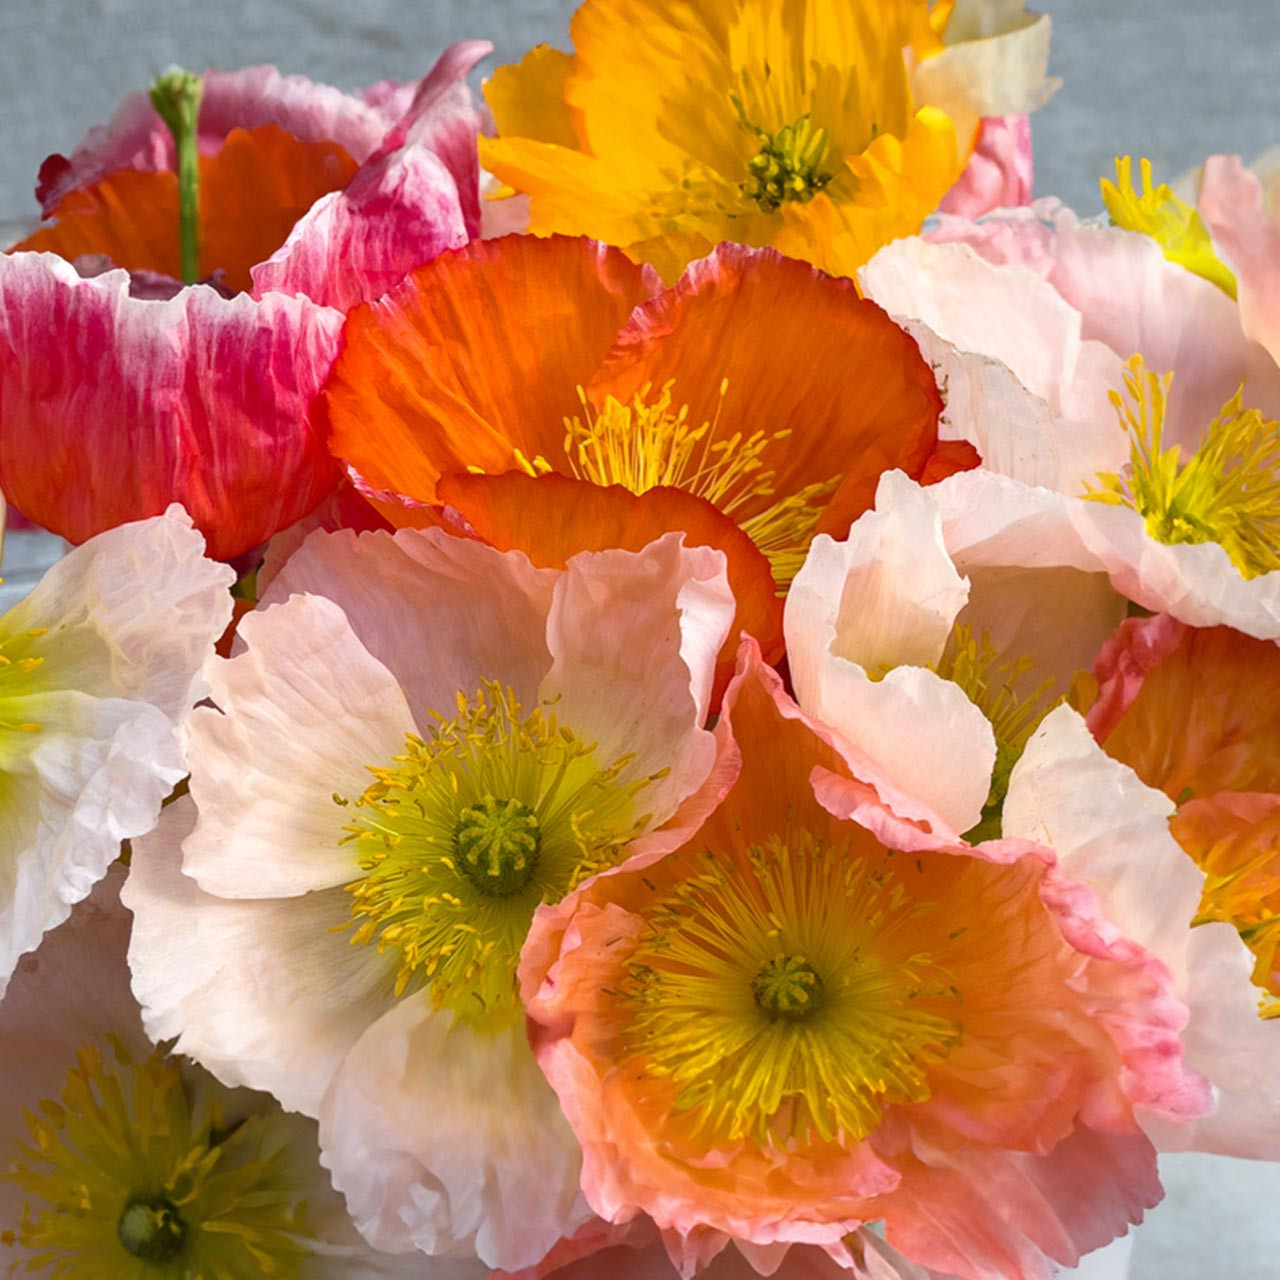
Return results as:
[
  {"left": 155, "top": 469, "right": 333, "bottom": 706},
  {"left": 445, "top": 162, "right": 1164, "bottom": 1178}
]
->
[
  {"left": 1086, "top": 355, "right": 1280, "bottom": 579},
  {"left": 4, "top": 1039, "right": 309, "bottom": 1276},
  {"left": 341, "top": 682, "right": 655, "bottom": 1023},
  {"left": 933, "top": 625, "right": 1061, "bottom": 840},
  {"left": 621, "top": 832, "right": 962, "bottom": 1146},
  {"left": 1102, "top": 156, "right": 1237, "bottom": 299},
  {"left": 563, "top": 381, "right": 838, "bottom": 589}
]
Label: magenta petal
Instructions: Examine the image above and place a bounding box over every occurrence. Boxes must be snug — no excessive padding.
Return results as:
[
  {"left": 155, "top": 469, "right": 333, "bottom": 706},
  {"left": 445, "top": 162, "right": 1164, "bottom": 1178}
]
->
[
  {"left": 251, "top": 42, "right": 493, "bottom": 308},
  {"left": 0, "top": 252, "right": 345, "bottom": 560}
]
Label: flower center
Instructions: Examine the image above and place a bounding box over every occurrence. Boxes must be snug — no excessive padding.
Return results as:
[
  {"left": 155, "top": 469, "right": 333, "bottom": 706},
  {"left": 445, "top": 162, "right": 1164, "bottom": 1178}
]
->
[
  {"left": 931, "top": 624, "right": 1061, "bottom": 840},
  {"left": 3, "top": 1039, "right": 309, "bottom": 1277},
  {"left": 0, "top": 627, "right": 49, "bottom": 738},
  {"left": 621, "top": 833, "right": 963, "bottom": 1145},
  {"left": 751, "top": 954, "right": 826, "bottom": 1021},
  {"left": 341, "top": 682, "right": 658, "bottom": 1022},
  {"left": 117, "top": 1195, "right": 187, "bottom": 1263},
  {"left": 732, "top": 96, "right": 834, "bottom": 214},
  {"left": 454, "top": 795, "right": 542, "bottom": 897},
  {"left": 1086, "top": 355, "right": 1280, "bottom": 580},
  {"left": 547, "top": 380, "right": 838, "bottom": 589}
]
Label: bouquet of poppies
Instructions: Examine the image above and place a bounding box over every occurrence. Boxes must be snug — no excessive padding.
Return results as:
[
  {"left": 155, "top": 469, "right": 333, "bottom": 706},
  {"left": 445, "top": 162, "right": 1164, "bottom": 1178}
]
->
[{"left": 2, "top": 2, "right": 1277, "bottom": 1277}]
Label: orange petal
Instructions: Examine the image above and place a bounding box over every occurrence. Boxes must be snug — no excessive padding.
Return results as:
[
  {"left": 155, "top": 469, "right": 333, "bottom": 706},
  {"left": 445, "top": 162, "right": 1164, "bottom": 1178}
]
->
[
  {"left": 439, "top": 470, "right": 785, "bottom": 695},
  {"left": 589, "top": 243, "right": 941, "bottom": 536},
  {"left": 325, "top": 235, "right": 660, "bottom": 503},
  {"left": 19, "top": 125, "right": 358, "bottom": 292},
  {"left": 1099, "top": 623, "right": 1280, "bottom": 802}
]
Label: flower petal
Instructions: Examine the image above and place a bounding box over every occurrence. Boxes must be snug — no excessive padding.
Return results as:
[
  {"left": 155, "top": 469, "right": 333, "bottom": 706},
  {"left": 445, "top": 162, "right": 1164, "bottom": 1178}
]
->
[{"left": 0, "top": 253, "right": 344, "bottom": 559}]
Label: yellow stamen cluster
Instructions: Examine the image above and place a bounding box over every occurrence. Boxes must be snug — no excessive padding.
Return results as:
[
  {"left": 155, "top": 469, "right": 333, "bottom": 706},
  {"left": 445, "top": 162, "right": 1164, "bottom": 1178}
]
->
[
  {"left": 560, "top": 381, "right": 838, "bottom": 589},
  {"left": 620, "top": 833, "right": 962, "bottom": 1146},
  {"left": 3, "top": 1038, "right": 309, "bottom": 1278},
  {"left": 933, "top": 625, "right": 1061, "bottom": 840},
  {"left": 1086, "top": 355, "right": 1280, "bottom": 579},
  {"left": 1102, "top": 156, "right": 1237, "bottom": 299},
  {"left": 0, "top": 627, "right": 49, "bottom": 736},
  {"left": 341, "top": 682, "right": 658, "bottom": 1023},
  {"left": 732, "top": 95, "right": 834, "bottom": 214}
]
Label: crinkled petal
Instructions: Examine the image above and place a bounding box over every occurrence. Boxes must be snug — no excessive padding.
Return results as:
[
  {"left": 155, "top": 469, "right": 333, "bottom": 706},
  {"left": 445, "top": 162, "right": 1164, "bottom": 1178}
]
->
[
  {"left": 183, "top": 592, "right": 414, "bottom": 897},
  {"left": 319, "top": 1004, "right": 594, "bottom": 1271},
  {"left": 0, "top": 253, "right": 344, "bottom": 560},
  {"left": 540, "top": 532, "right": 731, "bottom": 827},
  {"left": 939, "top": 115, "right": 1034, "bottom": 219},
  {"left": 124, "top": 797, "right": 397, "bottom": 1116},
  {"left": 257, "top": 526, "right": 559, "bottom": 726}
]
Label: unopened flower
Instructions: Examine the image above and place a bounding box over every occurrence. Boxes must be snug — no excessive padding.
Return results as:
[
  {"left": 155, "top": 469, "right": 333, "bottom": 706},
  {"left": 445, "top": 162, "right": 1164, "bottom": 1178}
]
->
[
  {"left": 0, "top": 506, "right": 232, "bottom": 1000},
  {"left": 124, "top": 526, "right": 734, "bottom": 1270},
  {"left": 520, "top": 642, "right": 1205, "bottom": 1280},
  {"left": 0, "top": 869, "right": 442, "bottom": 1279}
]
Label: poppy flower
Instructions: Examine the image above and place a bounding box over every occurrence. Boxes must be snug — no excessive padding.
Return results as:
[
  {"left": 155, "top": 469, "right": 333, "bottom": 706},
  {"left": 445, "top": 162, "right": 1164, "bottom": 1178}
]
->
[
  {"left": 478, "top": 0, "right": 1056, "bottom": 281},
  {"left": 324, "top": 234, "right": 947, "bottom": 687},
  {"left": 0, "top": 44, "right": 486, "bottom": 560}
]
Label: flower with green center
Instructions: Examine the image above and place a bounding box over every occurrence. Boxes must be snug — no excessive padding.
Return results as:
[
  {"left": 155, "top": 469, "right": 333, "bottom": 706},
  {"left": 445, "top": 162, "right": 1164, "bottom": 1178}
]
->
[
  {"left": 124, "top": 526, "right": 733, "bottom": 1271},
  {"left": 0, "top": 507, "right": 234, "bottom": 1002},
  {"left": 2, "top": 869, "right": 426, "bottom": 1280},
  {"left": 519, "top": 642, "right": 1204, "bottom": 1276},
  {"left": 340, "top": 681, "right": 657, "bottom": 1019}
]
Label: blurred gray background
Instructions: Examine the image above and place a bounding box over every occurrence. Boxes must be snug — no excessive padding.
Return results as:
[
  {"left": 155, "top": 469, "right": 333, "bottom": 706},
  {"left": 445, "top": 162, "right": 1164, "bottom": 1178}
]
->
[{"left": 3, "top": 0, "right": 1280, "bottom": 1274}]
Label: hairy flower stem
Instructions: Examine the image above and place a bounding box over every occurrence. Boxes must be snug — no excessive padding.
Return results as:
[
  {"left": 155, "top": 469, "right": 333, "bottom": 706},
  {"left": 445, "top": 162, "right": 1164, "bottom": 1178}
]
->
[{"left": 149, "top": 68, "right": 203, "bottom": 285}]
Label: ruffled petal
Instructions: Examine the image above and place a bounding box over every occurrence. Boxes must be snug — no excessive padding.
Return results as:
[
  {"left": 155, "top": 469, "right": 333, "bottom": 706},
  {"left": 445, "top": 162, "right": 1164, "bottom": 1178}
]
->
[
  {"left": 256, "top": 526, "right": 559, "bottom": 728},
  {"left": 319, "top": 1004, "right": 594, "bottom": 1271},
  {"left": 0, "top": 253, "right": 344, "bottom": 560},
  {"left": 540, "top": 532, "right": 731, "bottom": 827},
  {"left": 124, "top": 798, "right": 397, "bottom": 1117},
  {"left": 939, "top": 115, "right": 1034, "bottom": 219},
  {"left": 183, "top": 592, "right": 414, "bottom": 898},
  {"left": 590, "top": 244, "right": 942, "bottom": 537},
  {"left": 326, "top": 235, "right": 660, "bottom": 504},
  {"left": 252, "top": 43, "right": 493, "bottom": 308},
  {"left": 439, "top": 471, "right": 785, "bottom": 694}
]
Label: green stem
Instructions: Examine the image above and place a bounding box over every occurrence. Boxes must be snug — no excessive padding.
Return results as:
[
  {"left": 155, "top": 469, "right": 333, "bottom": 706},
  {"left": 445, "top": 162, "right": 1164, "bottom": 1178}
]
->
[{"left": 149, "top": 68, "right": 203, "bottom": 285}]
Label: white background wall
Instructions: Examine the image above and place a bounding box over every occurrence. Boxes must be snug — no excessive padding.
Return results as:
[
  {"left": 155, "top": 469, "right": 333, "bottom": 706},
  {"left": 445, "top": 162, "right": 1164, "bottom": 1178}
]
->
[{"left": 3, "top": 0, "right": 1280, "bottom": 1273}]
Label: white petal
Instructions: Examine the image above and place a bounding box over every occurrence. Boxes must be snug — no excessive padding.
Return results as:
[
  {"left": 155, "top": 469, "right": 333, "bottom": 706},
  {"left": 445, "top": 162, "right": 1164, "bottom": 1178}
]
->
[
  {"left": 541, "top": 534, "right": 732, "bottom": 826},
  {"left": 124, "top": 798, "right": 396, "bottom": 1117},
  {"left": 259, "top": 526, "right": 558, "bottom": 724},
  {"left": 184, "top": 593, "right": 414, "bottom": 897},
  {"left": 320, "top": 1004, "right": 594, "bottom": 1271},
  {"left": 2, "top": 506, "right": 233, "bottom": 720}
]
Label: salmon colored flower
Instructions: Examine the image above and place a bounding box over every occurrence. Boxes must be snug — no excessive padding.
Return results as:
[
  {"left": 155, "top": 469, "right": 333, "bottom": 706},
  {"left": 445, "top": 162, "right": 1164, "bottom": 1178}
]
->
[
  {"left": 519, "top": 642, "right": 1205, "bottom": 1280},
  {"left": 124, "top": 525, "right": 734, "bottom": 1271},
  {"left": 325, "top": 235, "right": 945, "bottom": 685},
  {"left": 1005, "top": 617, "right": 1280, "bottom": 1157},
  {"left": 0, "top": 45, "right": 486, "bottom": 560},
  {"left": 479, "top": 0, "right": 1056, "bottom": 281}
]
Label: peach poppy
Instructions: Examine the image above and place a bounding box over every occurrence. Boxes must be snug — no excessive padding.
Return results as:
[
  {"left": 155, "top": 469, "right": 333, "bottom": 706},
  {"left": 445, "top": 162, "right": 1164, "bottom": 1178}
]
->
[
  {"left": 1089, "top": 617, "right": 1280, "bottom": 1017},
  {"left": 519, "top": 641, "right": 1205, "bottom": 1280},
  {"left": 0, "top": 44, "right": 485, "bottom": 560},
  {"left": 325, "top": 235, "right": 946, "bottom": 678}
]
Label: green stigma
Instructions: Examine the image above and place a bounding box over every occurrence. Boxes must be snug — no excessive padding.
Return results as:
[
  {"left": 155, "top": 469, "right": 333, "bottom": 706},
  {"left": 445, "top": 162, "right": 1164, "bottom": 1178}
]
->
[
  {"left": 4, "top": 1039, "right": 310, "bottom": 1278},
  {"left": 341, "top": 681, "right": 661, "bottom": 1020},
  {"left": 751, "top": 954, "right": 826, "bottom": 1021},
  {"left": 149, "top": 67, "right": 203, "bottom": 285},
  {"left": 455, "top": 795, "right": 542, "bottom": 897},
  {"left": 117, "top": 1195, "right": 187, "bottom": 1263},
  {"left": 732, "top": 96, "right": 833, "bottom": 214}
]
